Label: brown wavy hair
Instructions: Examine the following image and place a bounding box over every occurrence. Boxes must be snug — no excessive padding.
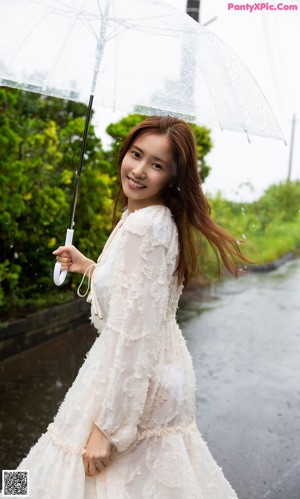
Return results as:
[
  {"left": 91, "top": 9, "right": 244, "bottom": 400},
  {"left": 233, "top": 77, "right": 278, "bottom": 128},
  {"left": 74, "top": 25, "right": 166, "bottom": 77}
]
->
[{"left": 112, "top": 115, "right": 252, "bottom": 286}]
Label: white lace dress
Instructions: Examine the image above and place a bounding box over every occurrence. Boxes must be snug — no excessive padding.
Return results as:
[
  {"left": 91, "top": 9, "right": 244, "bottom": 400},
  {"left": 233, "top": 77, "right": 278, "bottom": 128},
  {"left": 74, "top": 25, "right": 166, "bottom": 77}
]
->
[{"left": 1, "top": 204, "right": 239, "bottom": 499}]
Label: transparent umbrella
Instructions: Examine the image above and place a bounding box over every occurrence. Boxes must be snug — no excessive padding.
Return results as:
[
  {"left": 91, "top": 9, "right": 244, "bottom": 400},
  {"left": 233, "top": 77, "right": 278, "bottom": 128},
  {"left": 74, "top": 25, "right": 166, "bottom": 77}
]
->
[{"left": 0, "top": 0, "right": 285, "bottom": 284}]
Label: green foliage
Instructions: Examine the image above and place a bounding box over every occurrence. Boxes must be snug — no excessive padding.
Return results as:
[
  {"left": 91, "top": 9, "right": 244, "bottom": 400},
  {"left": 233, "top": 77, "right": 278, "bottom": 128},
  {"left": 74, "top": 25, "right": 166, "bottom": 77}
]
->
[
  {"left": 0, "top": 88, "right": 114, "bottom": 318},
  {"left": 189, "top": 123, "right": 212, "bottom": 181},
  {"left": 204, "top": 181, "right": 300, "bottom": 278}
]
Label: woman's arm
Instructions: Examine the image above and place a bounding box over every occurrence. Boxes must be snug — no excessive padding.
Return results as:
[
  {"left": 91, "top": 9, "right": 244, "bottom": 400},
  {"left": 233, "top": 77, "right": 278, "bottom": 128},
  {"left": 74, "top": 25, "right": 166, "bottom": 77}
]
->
[{"left": 90, "top": 218, "right": 171, "bottom": 454}]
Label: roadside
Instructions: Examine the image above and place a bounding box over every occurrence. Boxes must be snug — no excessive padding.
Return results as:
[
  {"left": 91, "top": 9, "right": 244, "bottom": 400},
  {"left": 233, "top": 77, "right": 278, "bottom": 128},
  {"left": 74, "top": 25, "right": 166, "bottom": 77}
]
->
[{"left": 1, "top": 250, "right": 299, "bottom": 361}]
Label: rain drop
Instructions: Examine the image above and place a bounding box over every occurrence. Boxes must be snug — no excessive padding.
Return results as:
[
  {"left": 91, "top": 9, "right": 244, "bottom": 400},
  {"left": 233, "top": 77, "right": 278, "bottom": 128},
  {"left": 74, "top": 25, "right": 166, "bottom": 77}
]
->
[{"left": 242, "top": 234, "right": 246, "bottom": 239}]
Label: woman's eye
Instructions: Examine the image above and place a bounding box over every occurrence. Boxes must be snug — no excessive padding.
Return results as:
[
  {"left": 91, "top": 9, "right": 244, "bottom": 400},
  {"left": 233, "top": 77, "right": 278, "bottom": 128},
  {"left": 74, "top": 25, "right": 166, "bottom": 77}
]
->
[
  {"left": 153, "top": 163, "right": 162, "bottom": 170},
  {"left": 131, "top": 150, "right": 140, "bottom": 158}
]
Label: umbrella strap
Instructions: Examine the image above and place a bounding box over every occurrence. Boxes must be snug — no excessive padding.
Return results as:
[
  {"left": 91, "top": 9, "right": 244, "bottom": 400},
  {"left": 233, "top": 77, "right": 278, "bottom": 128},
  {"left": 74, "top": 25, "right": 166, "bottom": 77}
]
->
[{"left": 77, "top": 262, "right": 97, "bottom": 298}]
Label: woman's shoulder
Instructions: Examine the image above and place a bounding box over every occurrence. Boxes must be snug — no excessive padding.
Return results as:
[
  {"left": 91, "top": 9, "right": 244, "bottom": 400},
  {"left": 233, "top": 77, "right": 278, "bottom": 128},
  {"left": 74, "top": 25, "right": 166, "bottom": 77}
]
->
[{"left": 123, "top": 204, "right": 176, "bottom": 248}]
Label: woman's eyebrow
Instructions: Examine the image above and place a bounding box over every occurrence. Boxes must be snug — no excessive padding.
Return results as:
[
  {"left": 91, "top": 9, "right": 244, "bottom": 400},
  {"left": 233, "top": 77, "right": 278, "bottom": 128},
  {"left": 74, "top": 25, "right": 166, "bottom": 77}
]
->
[{"left": 132, "top": 144, "right": 168, "bottom": 165}]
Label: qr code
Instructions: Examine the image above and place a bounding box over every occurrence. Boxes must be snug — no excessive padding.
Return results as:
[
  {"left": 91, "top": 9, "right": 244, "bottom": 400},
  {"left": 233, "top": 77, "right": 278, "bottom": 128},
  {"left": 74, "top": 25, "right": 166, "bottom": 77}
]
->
[{"left": 2, "top": 470, "right": 29, "bottom": 497}]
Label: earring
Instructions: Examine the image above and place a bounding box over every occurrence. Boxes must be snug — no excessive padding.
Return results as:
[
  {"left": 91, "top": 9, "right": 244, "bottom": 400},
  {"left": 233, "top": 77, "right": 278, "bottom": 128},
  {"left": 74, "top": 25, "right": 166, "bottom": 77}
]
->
[{"left": 168, "top": 183, "right": 180, "bottom": 193}]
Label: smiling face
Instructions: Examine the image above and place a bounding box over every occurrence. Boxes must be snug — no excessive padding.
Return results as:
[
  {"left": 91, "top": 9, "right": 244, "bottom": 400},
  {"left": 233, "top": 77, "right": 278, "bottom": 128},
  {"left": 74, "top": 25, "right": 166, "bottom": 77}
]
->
[{"left": 120, "top": 133, "right": 175, "bottom": 213}]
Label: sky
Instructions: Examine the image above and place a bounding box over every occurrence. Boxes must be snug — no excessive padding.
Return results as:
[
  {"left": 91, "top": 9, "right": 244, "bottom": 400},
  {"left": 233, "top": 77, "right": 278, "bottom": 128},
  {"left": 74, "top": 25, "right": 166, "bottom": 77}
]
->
[{"left": 93, "top": 0, "right": 300, "bottom": 202}]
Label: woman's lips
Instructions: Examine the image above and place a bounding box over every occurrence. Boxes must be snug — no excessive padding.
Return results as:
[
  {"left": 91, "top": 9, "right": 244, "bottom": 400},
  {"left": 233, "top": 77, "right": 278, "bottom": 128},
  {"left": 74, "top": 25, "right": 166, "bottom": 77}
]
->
[{"left": 127, "top": 176, "right": 146, "bottom": 189}]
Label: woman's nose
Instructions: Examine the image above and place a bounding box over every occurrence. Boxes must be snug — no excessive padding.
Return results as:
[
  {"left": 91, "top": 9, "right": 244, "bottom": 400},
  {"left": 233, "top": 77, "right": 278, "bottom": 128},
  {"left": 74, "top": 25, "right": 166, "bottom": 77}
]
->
[{"left": 132, "top": 162, "right": 146, "bottom": 178}]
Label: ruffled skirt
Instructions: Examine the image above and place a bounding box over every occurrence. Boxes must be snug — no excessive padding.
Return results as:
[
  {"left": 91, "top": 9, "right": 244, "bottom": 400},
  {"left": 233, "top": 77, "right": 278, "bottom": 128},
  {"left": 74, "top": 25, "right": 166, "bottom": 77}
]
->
[{"left": 1, "top": 420, "right": 238, "bottom": 498}]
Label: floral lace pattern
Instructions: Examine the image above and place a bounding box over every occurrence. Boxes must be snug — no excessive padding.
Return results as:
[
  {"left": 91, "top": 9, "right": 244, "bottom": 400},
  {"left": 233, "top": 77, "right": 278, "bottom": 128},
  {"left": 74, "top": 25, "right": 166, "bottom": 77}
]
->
[{"left": 5, "top": 205, "right": 239, "bottom": 498}]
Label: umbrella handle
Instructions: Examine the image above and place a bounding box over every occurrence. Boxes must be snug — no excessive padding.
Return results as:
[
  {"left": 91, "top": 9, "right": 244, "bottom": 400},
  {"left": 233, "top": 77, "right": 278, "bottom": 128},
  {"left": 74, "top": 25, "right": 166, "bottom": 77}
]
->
[{"left": 53, "top": 229, "right": 74, "bottom": 286}]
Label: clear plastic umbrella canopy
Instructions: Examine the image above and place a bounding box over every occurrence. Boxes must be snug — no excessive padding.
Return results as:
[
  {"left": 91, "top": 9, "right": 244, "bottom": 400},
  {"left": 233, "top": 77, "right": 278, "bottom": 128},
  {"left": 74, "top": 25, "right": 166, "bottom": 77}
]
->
[{"left": 0, "top": 0, "right": 284, "bottom": 141}]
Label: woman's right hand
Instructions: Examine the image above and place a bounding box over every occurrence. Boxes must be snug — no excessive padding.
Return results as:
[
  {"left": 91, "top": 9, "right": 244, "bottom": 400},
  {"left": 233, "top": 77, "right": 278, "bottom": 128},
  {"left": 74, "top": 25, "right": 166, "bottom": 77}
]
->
[{"left": 52, "top": 245, "right": 95, "bottom": 275}]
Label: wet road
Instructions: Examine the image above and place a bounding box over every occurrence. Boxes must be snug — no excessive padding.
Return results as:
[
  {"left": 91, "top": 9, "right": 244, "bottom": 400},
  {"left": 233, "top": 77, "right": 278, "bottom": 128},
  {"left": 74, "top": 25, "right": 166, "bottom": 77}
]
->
[
  {"left": 179, "top": 258, "right": 300, "bottom": 499},
  {"left": 1, "top": 258, "right": 300, "bottom": 498}
]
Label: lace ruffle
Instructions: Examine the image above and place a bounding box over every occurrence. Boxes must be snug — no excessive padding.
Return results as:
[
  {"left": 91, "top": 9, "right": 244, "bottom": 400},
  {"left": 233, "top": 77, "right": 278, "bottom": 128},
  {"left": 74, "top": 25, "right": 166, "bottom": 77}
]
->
[
  {"left": 47, "top": 422, "right": 87, "bottom": 456},
  {"left": 47, "top": 421, "right": 197, "bottom": 457},
  {"left": 133, "top": 420, "right": 197, "bottom": 446}
]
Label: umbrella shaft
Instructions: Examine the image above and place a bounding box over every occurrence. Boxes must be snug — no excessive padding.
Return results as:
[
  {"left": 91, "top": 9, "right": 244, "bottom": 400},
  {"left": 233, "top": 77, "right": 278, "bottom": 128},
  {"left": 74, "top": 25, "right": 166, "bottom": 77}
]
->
[
  {"left": 69, "top": 94, "right": 94, "bottom": 230},
  {"left": 91, "top": 0, "right": 110, "bottom": 95}
]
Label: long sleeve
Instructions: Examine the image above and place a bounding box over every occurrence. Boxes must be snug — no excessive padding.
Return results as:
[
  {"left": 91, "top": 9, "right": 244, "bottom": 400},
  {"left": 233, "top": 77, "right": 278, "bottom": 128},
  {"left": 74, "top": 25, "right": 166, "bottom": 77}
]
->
[{"left": 92, "top": 216, "right": 171, "bottom": 453}]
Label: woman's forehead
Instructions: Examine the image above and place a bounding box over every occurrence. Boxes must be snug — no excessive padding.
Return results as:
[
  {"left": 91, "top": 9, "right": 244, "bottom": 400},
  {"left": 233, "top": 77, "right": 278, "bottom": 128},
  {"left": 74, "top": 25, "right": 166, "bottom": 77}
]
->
[{"left": 132, "top": 133, "right": 173, "bottom": 161}]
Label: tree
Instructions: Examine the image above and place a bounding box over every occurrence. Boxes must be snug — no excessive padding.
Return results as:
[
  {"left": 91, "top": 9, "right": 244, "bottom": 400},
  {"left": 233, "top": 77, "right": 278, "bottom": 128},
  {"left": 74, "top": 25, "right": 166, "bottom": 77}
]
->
[{"left": 0, "top": 88, "right": 114, "bottom": 317}]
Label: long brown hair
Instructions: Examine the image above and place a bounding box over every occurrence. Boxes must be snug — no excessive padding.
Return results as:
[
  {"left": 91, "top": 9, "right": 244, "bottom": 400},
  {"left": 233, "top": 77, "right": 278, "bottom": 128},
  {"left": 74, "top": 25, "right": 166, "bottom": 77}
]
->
[{"left": 112, "top": 115, "right": 252, "bottom": 286}]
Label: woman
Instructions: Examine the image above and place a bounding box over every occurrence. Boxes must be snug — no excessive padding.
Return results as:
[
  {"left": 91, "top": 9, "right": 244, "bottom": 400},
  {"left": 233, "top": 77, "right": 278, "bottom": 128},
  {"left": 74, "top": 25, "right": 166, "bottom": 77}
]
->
[{"left": 3, "top": 116, "right": 248, "bottom": 498}]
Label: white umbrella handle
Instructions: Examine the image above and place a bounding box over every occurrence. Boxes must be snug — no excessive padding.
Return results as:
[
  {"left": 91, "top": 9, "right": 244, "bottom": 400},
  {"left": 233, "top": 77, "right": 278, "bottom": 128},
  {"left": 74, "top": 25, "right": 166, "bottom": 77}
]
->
[{"left": 53, "top": 229, "right": 74, "bottom": 286}]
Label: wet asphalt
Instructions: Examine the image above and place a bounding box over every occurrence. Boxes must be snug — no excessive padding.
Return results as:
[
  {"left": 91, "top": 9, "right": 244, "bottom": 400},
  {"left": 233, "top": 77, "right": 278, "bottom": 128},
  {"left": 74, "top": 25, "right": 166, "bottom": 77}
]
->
[
  {"left": 0, "top": 258, "right": 299, "bottom": 499},
  {"left": 179, "top": 258, "right": 300, "bottom": 499}
]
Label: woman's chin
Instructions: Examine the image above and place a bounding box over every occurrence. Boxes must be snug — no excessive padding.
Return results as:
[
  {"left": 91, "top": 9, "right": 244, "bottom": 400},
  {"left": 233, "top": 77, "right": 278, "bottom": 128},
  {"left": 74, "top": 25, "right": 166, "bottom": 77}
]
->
[{"left": 123, "top": 186, "right": 148, "bottom": 199}]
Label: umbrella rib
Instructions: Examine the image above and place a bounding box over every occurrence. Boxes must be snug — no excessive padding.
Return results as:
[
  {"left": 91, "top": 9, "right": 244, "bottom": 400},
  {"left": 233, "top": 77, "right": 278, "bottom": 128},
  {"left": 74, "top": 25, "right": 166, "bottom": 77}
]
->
[
  {"left": 96, "top": 0, "right": 103, "bottom": 17},
  {"left": 29, "top": 0, "right": 74, "bottom": 17},
  {"left": 82, "top": 19, "right": 98, "bottom": 40},
  {"left": 8, "top": 11, "right": 53, "bottom": 69},
  {"left": 203, "top": 34, "right": 249, "bottom": 140},
  {"left": 105, "top": 20, "right": 183, "bottom": 42},
  {"left": 42, "top": 0, "right": 89, "bottom": 91},
  {"left": 105, "top": 25, "right": 128, "bottom": 42}
]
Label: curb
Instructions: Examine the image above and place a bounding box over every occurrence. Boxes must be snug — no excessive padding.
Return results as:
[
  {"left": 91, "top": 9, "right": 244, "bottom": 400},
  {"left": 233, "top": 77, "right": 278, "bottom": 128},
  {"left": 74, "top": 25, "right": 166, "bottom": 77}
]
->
[
  {"left": 0, "top": 299, "right": 90, "bottom": 361},
  {"left": 246, "top": 251, "right": 295, "bottom": 272}
]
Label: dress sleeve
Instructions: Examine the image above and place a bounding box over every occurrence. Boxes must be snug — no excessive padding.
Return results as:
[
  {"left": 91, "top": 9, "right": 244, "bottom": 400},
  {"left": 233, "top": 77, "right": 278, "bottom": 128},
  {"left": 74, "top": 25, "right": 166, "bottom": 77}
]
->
[{"left": 92, "top": 217, "right": 171, "bottom": 453}]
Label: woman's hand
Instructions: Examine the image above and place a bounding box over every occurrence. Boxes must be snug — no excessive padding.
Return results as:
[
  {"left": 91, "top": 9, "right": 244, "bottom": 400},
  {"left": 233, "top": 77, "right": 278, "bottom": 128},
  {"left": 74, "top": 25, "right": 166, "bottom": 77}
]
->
[
  {"left": 52, "top": 245, "right": 95, "bottom": 275},
  {"left": 83, "top": 423, "right": 113, "bottom": 476}
]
